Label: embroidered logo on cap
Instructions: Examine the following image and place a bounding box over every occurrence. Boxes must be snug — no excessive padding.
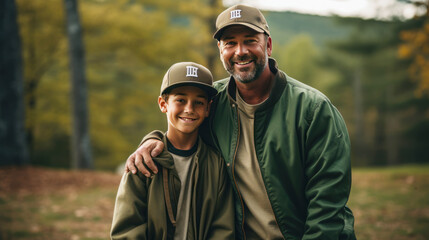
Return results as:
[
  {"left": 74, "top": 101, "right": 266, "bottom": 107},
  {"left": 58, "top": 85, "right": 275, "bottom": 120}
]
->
[
  {"left": 186, "top": 66, "right": 198, "bottom": 77},
  {"left": 230, "top": 9, "right": 242, "bottom": 19}
]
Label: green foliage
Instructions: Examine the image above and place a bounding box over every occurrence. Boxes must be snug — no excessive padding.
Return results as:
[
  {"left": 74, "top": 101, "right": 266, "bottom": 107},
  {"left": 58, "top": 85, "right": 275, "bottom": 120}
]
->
[
  {"left": 16, "top": 0, "right": 429, "bottom": 169},
  {"left": 273, "top": 34, "right": 340, "bottom": 92},
  {"left": 264, "top": 11, "right": 351, "bottom": 47},
  {"left": 322, "top": 16, "right": 429, "bottom": 166},
  {"left": 17, "top": 0, "right": 219, "bottom": 170}
]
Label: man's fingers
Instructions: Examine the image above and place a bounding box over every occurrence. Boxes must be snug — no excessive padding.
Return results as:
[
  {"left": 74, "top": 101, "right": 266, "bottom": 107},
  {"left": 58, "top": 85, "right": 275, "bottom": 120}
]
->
[
  {"left": 151, "top": 141, "right": 164, "bottom": 159},
  {"left": 126, "top": 154, "right": 137, "bottom": 174},
  {"left": 135, "top": 153, "right": 152, "bottom": 177},
  {"left": 141, "top": 147, "right": 158, "bottom": 175}
]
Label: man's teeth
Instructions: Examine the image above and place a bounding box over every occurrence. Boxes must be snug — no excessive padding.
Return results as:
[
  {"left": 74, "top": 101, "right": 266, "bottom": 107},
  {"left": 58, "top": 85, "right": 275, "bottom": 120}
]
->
[{"left": 237, "top": 61, "right": 251, "bottom": 65}]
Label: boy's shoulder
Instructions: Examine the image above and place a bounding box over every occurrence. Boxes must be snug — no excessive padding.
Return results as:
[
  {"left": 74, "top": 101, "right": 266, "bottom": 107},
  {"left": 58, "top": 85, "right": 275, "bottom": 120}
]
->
[{"left": 198, "top": 139, "right": 223, "bottom": 164}]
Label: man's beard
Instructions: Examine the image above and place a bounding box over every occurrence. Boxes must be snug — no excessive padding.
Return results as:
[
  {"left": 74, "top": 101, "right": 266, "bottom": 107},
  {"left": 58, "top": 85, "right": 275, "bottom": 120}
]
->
[{"left": 221, "top": 50, "right": 268, "bottom": 84}]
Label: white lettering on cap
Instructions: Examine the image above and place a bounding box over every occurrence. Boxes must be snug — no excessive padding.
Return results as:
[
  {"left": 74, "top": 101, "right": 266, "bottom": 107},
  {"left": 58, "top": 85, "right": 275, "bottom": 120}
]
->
[
  {"left": 230, "top": 10, "right": 241, "bottom": 19},
  {"left": 186, "top": 66, "right": 198, "bottom": 77}
]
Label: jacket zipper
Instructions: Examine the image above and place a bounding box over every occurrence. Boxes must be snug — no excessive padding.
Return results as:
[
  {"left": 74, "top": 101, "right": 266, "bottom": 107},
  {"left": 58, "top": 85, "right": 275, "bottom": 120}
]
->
[
  {"left": 232, "top": 103, "right": 247, "bottom": 239},
  {"left": 254, "top": 112, "right": 285, "bottom": 239}
]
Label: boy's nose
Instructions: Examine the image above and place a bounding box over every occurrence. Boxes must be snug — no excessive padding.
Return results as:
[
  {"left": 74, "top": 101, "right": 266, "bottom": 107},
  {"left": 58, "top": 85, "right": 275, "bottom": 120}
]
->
[{"left": 184, "top": 102, "right": 194, "bottom": 113}]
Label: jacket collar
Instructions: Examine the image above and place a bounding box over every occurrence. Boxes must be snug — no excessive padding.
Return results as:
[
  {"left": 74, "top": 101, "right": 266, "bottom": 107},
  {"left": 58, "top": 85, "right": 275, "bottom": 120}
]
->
[
  {"left": 226, "top": 58, "right": 287, "bottom": 112},
  {"left": 153, "top": 133, "right": 202, "bottom": 170}
]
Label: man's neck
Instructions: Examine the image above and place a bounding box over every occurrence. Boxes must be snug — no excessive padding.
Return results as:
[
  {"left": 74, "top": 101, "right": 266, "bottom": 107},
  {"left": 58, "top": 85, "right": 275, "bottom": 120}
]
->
[
  {"left": 235, "top": 67, "right": 274, "bottom": 105},
  {"left": 166, "top": 130, "right": 198, "bottom": 150}
]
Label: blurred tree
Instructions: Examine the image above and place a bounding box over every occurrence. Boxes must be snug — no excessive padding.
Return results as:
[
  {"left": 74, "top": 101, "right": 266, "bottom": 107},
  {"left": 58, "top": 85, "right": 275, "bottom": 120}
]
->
[
  {"left": 14, "top": 0, "right": 220, "bottom": 170},
  {"left": 78, "top": 0, "right": 229, "bottom": 169},
  {"left": 325, "top": 18, "right": 402, "bottom": 165},
  {"left": 397, "top": 0, "right": 429, "bottom": 162},
  {"left": 16, "top": 0, "right": 66, "bottom": 160},
  {"left": 138, "top": 0, "right": 224, "bottom": 78},
  {"left": 398, "top": 0, "right": 429, "bottom": 96},
  {"left": 325, "top": 15, "right": 429, "bottom": 166},
  {"left": 274, "top": 35, "right": 321, "bottom": 86},
  {"left": 0, "top": 0, "right": 29, "bottom": 166},
  {"left": 64, "top": 0, "right": 93, "bottom": 169}
]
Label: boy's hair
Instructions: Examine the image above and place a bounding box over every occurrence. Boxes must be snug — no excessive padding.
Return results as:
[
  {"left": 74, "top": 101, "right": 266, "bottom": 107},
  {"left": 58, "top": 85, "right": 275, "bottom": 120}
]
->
[
  {"left": 160, "top": 62, "right": 217, "bottom": 100},
  {"left": 161, "top": 90, "right": 212, "bottom": 103}
]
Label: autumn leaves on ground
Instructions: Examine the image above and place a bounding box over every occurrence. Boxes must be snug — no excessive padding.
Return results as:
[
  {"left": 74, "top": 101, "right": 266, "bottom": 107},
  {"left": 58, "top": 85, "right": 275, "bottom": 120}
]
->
[{"left": 1, "top": 165, "right": 428, "bottom": 240}]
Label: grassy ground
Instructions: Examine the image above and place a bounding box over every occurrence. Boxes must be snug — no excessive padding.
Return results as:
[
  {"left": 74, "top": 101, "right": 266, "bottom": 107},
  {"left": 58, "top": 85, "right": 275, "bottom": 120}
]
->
[
  {"left": 348, "top": 165, "right": 429, "bottom": 240},
  {"left": 0, "top": 165, "right": 428, "bottom": 239}
]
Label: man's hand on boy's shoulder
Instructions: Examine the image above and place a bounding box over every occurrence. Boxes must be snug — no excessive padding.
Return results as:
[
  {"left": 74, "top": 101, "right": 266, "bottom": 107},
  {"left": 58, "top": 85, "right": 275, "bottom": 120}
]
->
[{"left": 125, "top": 139, "right": 164, "bottom": 177}]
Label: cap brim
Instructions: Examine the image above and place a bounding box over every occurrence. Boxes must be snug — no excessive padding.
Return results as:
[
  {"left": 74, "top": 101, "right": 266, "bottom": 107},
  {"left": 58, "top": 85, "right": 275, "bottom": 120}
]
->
[
  {"left": 213, "top": 23, "right": 265, "bottom": 40},
  {"left": 161, "top": 82, "right": 218, "bottom": 99}
]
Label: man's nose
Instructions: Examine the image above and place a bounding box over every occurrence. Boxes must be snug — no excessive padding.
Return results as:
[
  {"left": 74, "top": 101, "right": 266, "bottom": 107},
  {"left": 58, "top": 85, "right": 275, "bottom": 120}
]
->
[{"left": 235, "top": 43, "right": 249, "bottom": 56}]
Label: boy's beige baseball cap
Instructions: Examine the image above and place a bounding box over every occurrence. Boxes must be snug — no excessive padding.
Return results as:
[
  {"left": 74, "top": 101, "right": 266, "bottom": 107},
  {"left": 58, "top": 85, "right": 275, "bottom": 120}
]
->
[
  {"left": 213, "top": 4, "right": 270, "bottom": 40},
  {"left": 160, "top": 62, "right": 217, "bottom": 99}
]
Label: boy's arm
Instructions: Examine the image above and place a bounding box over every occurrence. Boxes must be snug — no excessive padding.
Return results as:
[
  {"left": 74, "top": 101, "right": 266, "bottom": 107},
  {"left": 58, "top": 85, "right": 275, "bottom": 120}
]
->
[
  {"left": 207, "top": 156, "right": 235, "bottom": 239},
  {"left": 110, "top": 172, "right": 149, "bottom": 240}
]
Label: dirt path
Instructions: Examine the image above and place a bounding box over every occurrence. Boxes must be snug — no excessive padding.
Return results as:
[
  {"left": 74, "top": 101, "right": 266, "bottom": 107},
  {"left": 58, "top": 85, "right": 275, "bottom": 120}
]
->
[{"left": 0, "top": 166, "right": 122, "bottom": 240}]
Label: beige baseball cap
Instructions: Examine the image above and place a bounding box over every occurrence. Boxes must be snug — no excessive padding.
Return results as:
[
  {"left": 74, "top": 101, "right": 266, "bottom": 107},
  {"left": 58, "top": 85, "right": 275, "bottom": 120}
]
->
[
  {"left": 160, "top": 62, "right": 217, "bottom": 99},
  {"left": 213, "top": 4, "right": 270, "bottom": 40}
]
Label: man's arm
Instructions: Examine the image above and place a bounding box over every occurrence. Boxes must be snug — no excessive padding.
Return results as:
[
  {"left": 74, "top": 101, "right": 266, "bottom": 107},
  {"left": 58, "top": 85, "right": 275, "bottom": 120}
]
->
[
  {"left": 125, "top": 130, "right": 164, "bottom": 177},
  {"left": 110, "top": 172, "right": 149, "bottom": 239},
  {"left": 303, "top": 100, "right": 356, "bottom": 240}
]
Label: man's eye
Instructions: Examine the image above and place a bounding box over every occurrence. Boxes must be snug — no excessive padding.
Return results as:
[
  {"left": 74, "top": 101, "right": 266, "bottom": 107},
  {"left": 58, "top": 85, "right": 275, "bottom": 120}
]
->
[
  {"left": 195, "top": 101, "right": 204, "bottom": 105},
  {"left": 176, "top": 99, "right": 185, "bottom": 103}
]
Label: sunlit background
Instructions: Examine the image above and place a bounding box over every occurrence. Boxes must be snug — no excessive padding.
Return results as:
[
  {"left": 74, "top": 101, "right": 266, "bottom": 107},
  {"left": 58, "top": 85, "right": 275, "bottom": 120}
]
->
[
  {"left": 1, "top": 0, "right": 429, "bottom": 238},
  {"left": 8, "top": 0, "right": 428, "bottom": 170}
]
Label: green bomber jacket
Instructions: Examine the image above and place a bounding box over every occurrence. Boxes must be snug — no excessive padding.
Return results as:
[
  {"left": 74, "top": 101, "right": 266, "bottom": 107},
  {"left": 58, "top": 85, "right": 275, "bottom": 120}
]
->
[
  {"left": 143, "top": 58, "right": 356, "bottom": 239},
  {"left": 110, "top": 135, "right": 235, "bottom": 240},
  {"left": 204, "top": 58, "right": 356, "bottom": 239}
]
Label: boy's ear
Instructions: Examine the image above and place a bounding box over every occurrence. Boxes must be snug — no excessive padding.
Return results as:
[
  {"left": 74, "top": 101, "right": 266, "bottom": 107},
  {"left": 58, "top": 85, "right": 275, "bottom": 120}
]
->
[{"left": 158, "top": 96, "right": 167, "bottom": 113}]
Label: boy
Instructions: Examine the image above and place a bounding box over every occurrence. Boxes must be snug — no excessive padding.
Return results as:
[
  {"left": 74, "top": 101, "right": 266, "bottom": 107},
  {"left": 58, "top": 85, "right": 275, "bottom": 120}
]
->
[{"left": 110, "top": 62, "right": 235, "bottom": 239}]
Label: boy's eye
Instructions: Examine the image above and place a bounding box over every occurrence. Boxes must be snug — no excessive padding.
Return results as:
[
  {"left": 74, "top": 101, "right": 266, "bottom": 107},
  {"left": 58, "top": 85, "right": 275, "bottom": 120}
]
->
[
  {"left": 195, "top": 101, "right": 204, "bottom": 105},
  {"left": 224, "top": 41, "right": 236, "bottom": 47},
  {"left": 176, "top": 99, "right": 185, "bottom": 103}
]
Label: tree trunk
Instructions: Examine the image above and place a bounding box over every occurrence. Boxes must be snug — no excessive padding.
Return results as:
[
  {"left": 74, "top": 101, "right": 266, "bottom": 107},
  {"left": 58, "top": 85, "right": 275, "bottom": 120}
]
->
[
  {"left": 385, "top": 83, "right": 399, "bottom": 165},
  {"left": 64, "top": 0, "right": 93, "bottom": 169},
  {"left": 0, "top": 0, "right": 29, "bottom": 166},
  {"left": 206, "top": 0, "right": 221, "bottom": 74},
  {"left": 352, "top": 67, "right": 367, "bottom": 163}
]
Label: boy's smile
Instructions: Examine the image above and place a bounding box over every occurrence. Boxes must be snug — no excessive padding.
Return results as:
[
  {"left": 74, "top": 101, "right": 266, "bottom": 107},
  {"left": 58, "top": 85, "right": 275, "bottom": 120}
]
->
[{"left": 159, "top": 86, "right": 210, "bottom": 146}]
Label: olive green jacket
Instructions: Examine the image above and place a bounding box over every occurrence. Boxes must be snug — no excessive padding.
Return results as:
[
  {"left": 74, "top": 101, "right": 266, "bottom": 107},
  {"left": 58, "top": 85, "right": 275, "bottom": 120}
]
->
[
  {"left": 110, "top": 136, "right": 235, "bottom": 240},
  {"left": 141, "top": 58, "right": 356, "bottom": 239}
]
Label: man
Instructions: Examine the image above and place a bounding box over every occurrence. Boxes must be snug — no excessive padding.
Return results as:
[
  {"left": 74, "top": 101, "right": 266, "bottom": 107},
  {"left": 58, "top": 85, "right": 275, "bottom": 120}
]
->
[{"left": 126, "top": 4, "right": 356, "bottom": 240}]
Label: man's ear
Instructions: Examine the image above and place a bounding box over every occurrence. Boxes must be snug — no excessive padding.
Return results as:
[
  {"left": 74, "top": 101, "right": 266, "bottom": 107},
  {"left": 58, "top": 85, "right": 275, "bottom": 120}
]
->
[
  {"left": 158, "top": 96, "right": 167, "bottom": 113},
  {"left": 266, "top": 36, "right": 273, "bottom": 57}
]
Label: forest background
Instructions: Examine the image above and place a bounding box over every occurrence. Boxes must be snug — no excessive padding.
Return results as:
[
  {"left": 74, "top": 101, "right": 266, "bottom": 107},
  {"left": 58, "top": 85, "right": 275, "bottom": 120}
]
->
[{"left": 1, "top": 0, "right": 429, "bottom": 170}]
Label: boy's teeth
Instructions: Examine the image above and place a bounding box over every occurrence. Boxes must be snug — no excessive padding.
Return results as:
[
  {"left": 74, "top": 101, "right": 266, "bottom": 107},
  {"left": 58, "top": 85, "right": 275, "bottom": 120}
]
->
[{"left": 181, "top": 117, "right": 195, "bottom": 121}]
